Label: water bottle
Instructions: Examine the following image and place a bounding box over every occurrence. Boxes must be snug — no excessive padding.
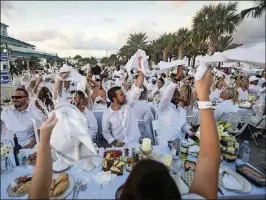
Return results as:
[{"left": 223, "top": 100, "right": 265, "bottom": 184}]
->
[
  {"left": 236, "top": 140, "right": 250, "bottom": 165},
  {"left": 172, "top": 135, "right": 181, "bottom": 160}
]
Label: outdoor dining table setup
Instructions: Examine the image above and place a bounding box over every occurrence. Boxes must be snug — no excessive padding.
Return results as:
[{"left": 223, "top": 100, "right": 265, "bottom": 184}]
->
[{"left": 1, "top": 136, "right": 265, "bottom": 200}]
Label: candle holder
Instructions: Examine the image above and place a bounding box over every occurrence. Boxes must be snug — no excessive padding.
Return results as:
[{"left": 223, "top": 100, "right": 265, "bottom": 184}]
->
[{"left": 139, "top": 146, "right": 153, "bottom": 159}]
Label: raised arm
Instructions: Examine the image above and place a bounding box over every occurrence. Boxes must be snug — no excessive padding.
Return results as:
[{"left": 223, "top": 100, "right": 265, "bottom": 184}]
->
[
  {"left": 29, "top": 113, "right": 58, "bottom": 199},
  {"left": 189, "top": 70, "right": 220, "bottom": 199},
  {"left": 158, "top": 67, "right": 183, "bottom": 112},
  {"left": 53, "top": 72, "right": 69, "bottom": 100},
  {"left": 235, "top": 73, "right": 242, "bottom": 89},
  {"left": 33, "top": 76, "right": 43, "bottom": 94}
]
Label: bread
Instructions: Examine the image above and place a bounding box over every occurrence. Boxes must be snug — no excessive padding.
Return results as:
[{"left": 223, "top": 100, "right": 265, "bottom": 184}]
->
[
  {"left": 52, "top": 180, "right": 69, "bottom": 197},
  {"left": 55, "top": 173, "right": 68, "bottom": 186},
  {"left": 16, "top": 181, "right": 32, "bottom": 194}
]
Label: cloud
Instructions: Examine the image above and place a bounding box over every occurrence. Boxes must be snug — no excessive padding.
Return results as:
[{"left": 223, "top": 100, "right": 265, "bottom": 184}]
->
[
  {"left": 170, "top": 1, "right": 189, "bottom": 8},
  {"left": 233, "top": 15, "right": 265, "bottom": 45},
  {"left": 102, "top": 17, "right": 114, "bottom": 23},
  {"left": 17, "top": 29, "right": 61, "bottom": 42},
  {"left": 1, "top": 1, "right": 15, "bottom": 17}
]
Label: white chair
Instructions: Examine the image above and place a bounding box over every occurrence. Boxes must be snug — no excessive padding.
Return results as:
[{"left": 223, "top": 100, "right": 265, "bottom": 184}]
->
[
  {"left": 32, "top": 119, "right": 40, "bottom": 144},
  {"left": 152, "top": 120, "right": 159, "bottom": 145}
]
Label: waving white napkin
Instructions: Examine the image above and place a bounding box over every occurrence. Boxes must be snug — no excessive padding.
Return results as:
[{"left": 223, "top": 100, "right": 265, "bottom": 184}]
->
[
  {"left": 125, "top": 49, "right": 149, "bottom": 75},
  {"left": 50, "top": 103, "right": 96, "bottom": 163},
  {"left": 158, "top": 59, "right": 187, "bottom": 72},
  {"left": 59, "top": 64, "right": 82, "bottom": 83},
  {"left": 94, "top": 171, "right": 117, "bottom": 184}
]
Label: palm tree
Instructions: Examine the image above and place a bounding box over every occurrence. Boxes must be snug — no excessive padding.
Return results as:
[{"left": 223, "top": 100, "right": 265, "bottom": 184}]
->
[
  {"left": 192, "top": 2, "right": 242, "bottom": 55},
  {"left": 174, "top": 28, "right": 190, "bottom": 59},
  {"left": 241, "top": 0, "right": 266, "bottom": 18},
  {"left": 118, "top": 32, "right": 149, "bottom": 58},
  {"left": 214, "top": 35, "right": 242, "bottom": 53}
]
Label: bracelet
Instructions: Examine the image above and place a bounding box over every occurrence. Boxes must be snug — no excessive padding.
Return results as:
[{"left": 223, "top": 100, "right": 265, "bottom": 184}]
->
[{"left": 197, "top": 101, "right": 214, "bottom": 109}]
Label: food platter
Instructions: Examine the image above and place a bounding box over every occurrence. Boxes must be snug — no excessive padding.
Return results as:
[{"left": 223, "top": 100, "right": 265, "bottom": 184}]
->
[
  {"left": 27, "top": 152, "right": 37, "bottom": 166},
  {"left": 219, "top": 165, "right": 251, "bottom": 193},
  {"left": 7, "top": 173, "right": 74, "bottom": 199},
  {"left": 102, "top": 150, "right": 125, "bottom": 175}
]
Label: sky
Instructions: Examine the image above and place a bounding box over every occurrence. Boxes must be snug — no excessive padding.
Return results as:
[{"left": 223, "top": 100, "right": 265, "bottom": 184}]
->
[{"left": 1, "top": 1, "right": 265, "bottom": 58}]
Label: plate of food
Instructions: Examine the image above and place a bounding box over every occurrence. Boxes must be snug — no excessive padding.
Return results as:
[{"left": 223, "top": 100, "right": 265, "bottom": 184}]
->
[
  {"left": 102, "top": 150, "right": 125, "bottom": 175},
  {"left": 7, "top": 173, "right": 74, "bottom": 199},
  {"left": 27, "top": 152, "right": 37, "bottom": 166},
  {"left": 219, "top": 165, "right": 251, "bottom": 193}
]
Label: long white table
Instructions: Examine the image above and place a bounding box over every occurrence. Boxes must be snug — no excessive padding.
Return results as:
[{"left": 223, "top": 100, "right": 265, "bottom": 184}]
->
[{"left": 1, "top": 145, "right": 265, "bottom": 199}]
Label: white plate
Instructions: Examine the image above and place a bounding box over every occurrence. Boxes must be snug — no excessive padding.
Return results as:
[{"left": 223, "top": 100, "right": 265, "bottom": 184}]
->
[
  {"left": 7, "top": 174, "right": 32, "bottom": 197},
  {"left": 219, "top": 165, "right": 251, "bottom": 193},
  {"left": 7, "top": 173, "right": 74, "bottom": 199}
]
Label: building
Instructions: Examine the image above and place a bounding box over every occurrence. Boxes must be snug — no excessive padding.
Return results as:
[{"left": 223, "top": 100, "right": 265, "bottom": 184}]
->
[{"left": 0, "top": 22, "right": 57, "bottom": 68}]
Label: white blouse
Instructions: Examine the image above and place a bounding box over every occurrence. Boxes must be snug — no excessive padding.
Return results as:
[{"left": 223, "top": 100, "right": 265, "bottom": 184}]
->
[
  {"left": 214, "top": 100, "right": 239, "bottom": 121},
  {"left": 237, "top": 87, "right": 248, "bottom": 101},
  {"left": 209, "top": 88, "right": 222, "bottom": 101}
]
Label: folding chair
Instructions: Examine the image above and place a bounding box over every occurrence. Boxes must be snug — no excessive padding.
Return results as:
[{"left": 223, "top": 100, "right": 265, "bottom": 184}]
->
[{"left": 247, "top": 115, "right": 266, "bottom": 147}]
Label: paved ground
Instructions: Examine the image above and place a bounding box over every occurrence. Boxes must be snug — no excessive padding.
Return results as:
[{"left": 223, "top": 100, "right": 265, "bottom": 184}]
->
[{"left": 1, "top": 83, "right": 265, "bottom": 174}]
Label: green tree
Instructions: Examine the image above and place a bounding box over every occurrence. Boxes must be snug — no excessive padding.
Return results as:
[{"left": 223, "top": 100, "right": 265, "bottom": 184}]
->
[
  {"left": 192, "top": 2, "right": 242, "bottom": 55},
  {"left": 240, "top": 0, "right": 266, "bottom": 18},
  {"left": 73, "top": 55, "right": 82, "bottom": 60}
]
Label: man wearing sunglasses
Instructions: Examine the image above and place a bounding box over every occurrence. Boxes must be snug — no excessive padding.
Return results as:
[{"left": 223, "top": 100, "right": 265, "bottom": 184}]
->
[{"left": 1, "top": 88, "right": 45, "bottom": 148}]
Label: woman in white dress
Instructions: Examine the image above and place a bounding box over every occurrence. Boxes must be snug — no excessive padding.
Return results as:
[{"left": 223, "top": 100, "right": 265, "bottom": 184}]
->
[
  {"left": 91, "top": 78, "right": 107, "bottom": 111},
  {"left": 209, "top": 76, "right": 227, "bottom": 102},
  {"left": 235, "top": 76, "right": 249, "bottom": 101}
]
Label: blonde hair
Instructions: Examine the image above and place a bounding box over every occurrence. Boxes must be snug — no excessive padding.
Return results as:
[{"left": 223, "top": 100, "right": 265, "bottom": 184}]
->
[
  {"left": 239, "top": 77, "right": 249, "bottom": 88},
  {"left": 179, "top": 84, "right": 192, "bottom": 106},
  {"left": 226, "top": 88, "right": 239, "bottom": 104}
]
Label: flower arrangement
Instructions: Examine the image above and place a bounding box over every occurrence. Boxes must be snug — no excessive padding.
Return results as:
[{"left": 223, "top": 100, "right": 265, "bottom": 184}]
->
[{"left": 1, "top": 142, "right": 13, "bottom": 158}]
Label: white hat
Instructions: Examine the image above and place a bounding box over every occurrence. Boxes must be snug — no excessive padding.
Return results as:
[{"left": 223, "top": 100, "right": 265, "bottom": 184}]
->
[{"left": 249, "top": 76, "right": 259, "bottom": 82}]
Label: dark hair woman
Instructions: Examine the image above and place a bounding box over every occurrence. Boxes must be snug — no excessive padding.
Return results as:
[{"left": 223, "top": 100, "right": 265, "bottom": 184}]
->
[
  {"left": 35, "top": 87, "right": 54, "bottom": 116},
  {"left": 116, "top": 159, "right": 181, "bottom": 200}
]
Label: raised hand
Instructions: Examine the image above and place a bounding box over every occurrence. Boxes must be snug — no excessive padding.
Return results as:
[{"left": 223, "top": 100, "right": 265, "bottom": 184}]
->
[{"left": 195, "top": 70, "right": 213, "bottom": 101}]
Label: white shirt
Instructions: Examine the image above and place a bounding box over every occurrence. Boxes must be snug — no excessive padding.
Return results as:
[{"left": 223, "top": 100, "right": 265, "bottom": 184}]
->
[
  {"left": 113, "top": 70, "right": 124, "bottom": 87},
  {"left": 209, "top": 88, "right": 222, "bottom": 101},
  {"left": 214, "top": 100, "right": 239, "bottom": 121},
  {"left": 249, "top": 84, "right": 260, "bottom": 96},
  {"left": 59, "top": 84, "right": 76, "bottom": 102},
  {"left": 82, "top": 107, "right": 98, "bottom": 140},
  {"left": 132, "top": 100, "right": 154, "bottom": 121},
  {"left": 237, "top": 87, "right": 248, "bottom": 101},
  {"left": 157, "top": 82, "right": 187, "bottom": 145},
  {"left": 102, "top": 84, "right": 143, "bottom": 144},
  {"left": 1, "top": 105, "right": 45, "bottom": 146}
]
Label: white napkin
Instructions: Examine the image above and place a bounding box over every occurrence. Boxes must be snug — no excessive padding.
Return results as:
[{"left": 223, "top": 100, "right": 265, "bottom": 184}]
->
[
  {"left": 59, "top": 64, "right": 82, "bottom": 83},
  {"left": 195, "top": 60, "right": 209, "bottom": 81},
  {"left": 94, "top": 171, "right": 117, "bottom": 184},
  {"left": 125, "top": 49, "right": 149, "bottom": 75},
  {"left": 50, "top": 103, "right": 96, "bottom": 163}
]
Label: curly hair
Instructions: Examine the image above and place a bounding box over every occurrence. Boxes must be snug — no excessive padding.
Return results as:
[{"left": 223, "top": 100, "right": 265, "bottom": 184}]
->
[
  {"left": 239, "top": 77, "right": 249, "bottom": 89},
  {"left": 35, "top": 87, "right": 54, "bottom": 114},
  {"left": 179, "top": 84, "right": 193, "bottom": 106}
]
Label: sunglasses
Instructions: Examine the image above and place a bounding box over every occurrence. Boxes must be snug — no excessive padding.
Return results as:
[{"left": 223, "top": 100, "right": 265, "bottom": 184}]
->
[{"left": 11, "top": 96, "right": 27, "bottom": 99}]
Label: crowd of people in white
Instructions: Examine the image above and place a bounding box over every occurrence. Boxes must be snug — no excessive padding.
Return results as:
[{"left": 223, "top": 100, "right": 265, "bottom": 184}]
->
[{"left": 1, "top": 54, "right": 265, "bottom": 150}]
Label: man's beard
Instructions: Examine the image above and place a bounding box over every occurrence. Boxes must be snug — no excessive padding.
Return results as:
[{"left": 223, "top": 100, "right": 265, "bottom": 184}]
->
[{"left": 13, "top": 102, "right": 26, "bottom": 108}]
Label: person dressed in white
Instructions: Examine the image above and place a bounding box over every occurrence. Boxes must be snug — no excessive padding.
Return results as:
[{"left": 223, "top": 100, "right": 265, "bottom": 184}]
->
[
  {"left": 214, "top": 87, "right": 239, "bottom": 121},
  {"left": 235, "top": 76, "right": 249, "bottom": 101},
  {"left": 1, "top": 88, "right": 45, "bottom": 148},
  {"left": 70, "top": 90, "right": 98, "bottom": 139},
  {"left": 248, "top": 76, "right": 264, "bottom": 100},
  {"left": 102, "top": 58, "right": 144, "bottom": 147},
  {"left": 53, "top": 71, "right": 76, "bottom": 103},
  {"left": 113, "top": 65, "right": 124, "bottom": 87},
  {"left": 156, "top": 67, "right": 188, "bottom": 145},
  {"left": 209, "top": 75, "right": 227, "bottom": 102}
]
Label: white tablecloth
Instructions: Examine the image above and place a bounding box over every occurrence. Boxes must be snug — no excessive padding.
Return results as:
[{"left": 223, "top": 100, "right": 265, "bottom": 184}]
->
[{"left": 1, "top": 145, "right": 265, "bottom": 199}]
